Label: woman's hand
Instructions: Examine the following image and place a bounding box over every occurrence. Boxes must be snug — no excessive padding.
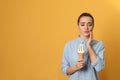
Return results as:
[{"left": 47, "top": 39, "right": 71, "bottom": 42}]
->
[
  {"left": 86, "top": 31, "right": 97, "bottom": 63},
  {"left": 66, "top": 59, "right": 84, "bottom": 75},
  {"left": 86, "top": 31, "right": 93, "bottom": 47},
  {"left": 75, "top": 59, "right": 84, "bottom": 70}
]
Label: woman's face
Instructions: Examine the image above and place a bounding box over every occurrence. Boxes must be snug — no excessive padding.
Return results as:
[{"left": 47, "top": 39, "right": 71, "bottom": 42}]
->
[{"left": 78, "top": 16, "right": 94, "bottom": 37}]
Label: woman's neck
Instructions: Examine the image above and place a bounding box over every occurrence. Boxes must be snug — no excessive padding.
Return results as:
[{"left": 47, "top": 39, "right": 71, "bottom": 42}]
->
[{"left": 79, "top": 35, "right": 90, "bottom": 40}]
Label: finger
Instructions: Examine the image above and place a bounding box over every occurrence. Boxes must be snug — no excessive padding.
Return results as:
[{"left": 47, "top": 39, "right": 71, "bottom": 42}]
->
[
  {"left": 78, "top": 59, "right": 84, "bottom": 62},
  {"left": 90, "top": 31, "right": 93, "bottom": 40},
  {"left": 90, "top": 31, "right": 92, "bottom": 38},
  {"left": 77, "top": 60, "right": 84, "bottom": 63},
  {"left": 80, "top": 64, "right": 84, "bottom": 68},
  {"left": 76, "top": 64, "right": 84, "bottom": 67},
  {"left": 77, "top": 61, "right": 84, "bottom": 64},
  {"left": 80, "top": 64, "right": 84, "bottom": 66},
  {"left": 91, "top": 31, "right": 93, "bottom": 39}
]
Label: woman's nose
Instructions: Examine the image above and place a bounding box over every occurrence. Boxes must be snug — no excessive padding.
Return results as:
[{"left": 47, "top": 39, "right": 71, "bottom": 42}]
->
[{"left": 84, "top": 25, "right": 88, "bottom": 30}]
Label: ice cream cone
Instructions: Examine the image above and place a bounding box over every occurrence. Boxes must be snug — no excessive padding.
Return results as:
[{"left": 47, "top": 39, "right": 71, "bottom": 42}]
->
[
  {"left": 78, "top": 53, "right": 84, "bottom": 60},
  {"left": 78, "top": 44, "right": 84, "bottom": 60}
]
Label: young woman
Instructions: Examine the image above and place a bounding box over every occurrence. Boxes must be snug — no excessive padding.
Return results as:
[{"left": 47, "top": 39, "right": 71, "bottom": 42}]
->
[{"left": 62, "top": 13, "right": 105, "bottom": 80}]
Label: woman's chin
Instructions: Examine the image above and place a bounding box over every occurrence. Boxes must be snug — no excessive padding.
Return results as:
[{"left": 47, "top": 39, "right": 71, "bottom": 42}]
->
[{"left": 84, "top": 34, "right": 90, "bottom": 37}]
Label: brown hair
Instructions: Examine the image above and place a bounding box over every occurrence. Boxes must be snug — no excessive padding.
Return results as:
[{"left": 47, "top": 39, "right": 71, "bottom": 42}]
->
[{"left": 77, "top": 12, "right": 94, "bottom": 26}]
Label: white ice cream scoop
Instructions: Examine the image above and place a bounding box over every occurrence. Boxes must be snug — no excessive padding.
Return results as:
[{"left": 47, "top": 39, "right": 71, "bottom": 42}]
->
[{"left": 78, "top": 44, "right": 84, "bottom": 53}]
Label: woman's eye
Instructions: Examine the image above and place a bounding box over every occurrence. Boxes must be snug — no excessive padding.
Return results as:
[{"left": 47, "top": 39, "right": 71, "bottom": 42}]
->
[
  {"left": 88, "top": 24, "right": 92, "bottom": 26},
  {"left": 81, "top": 24, "right": 84, "bottom": 26},
  {"left": 88, "top": 23, "right": 93, "bottom": 26}
]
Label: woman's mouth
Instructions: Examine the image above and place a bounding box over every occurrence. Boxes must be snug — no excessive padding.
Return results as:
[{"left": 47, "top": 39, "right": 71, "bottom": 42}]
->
[{"left": 84, "top": 31, "right": 90, "bottom": 33}]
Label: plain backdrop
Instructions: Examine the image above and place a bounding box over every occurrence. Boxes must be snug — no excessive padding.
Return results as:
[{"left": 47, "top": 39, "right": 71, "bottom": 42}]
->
[{"left": 0, "top": 0, "right": 120, "bottom": 80}]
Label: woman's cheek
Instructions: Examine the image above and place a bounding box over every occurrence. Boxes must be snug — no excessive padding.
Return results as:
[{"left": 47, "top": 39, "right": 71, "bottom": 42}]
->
[{"left": 89, "top": 27, "right": 93, "bottom": 31}]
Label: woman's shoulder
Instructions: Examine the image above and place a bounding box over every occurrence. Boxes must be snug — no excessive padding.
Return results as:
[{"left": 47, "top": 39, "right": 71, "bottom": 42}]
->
[{"left": 92, "top": 39, "right": 104, "bottom": 46}]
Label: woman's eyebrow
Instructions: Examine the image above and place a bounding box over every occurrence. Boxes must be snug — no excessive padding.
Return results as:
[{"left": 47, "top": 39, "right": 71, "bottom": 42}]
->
[
  {"left": 80, "top": 22, "right": 85, "bottom": 24},
  {"left": 88, "top": 22, "right": 92, "bottom": 23}
]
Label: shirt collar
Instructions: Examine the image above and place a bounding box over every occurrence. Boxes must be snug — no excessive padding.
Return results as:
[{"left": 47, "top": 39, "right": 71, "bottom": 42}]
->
[{"left": 78, "top": 35, "right": 88, "bottom": 44}]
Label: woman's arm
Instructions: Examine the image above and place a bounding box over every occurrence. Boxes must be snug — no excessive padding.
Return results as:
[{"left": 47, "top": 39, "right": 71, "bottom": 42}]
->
[
  {"left": 87, "top": 45, "right": 97, "bottom": 63},
  {"left": 66, "top": 59, "right": 84, "bottom": 75},
  {"left": 86, "top": 31, "right": 105, "bottom": 72},
  {"left": 62, "top": 43, "right": 84, "bottom": 75},
  {"left": 86, "top": 31, "right": 97, "bottom": 63}
]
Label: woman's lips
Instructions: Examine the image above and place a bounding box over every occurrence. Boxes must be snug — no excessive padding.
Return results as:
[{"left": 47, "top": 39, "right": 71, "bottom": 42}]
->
[{"left": 84, "top": 31, "right": 90, "bottom": 33}]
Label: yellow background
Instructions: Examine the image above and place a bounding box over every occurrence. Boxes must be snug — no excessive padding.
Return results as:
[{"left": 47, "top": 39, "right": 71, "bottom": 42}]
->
[{"left": 0, "top": 0, "right": 120, "bottom": 80}]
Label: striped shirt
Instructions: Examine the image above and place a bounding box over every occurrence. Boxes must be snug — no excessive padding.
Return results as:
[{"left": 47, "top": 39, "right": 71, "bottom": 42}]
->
[{"left": 61, "top": 37, "right": 105, "bottom": 80}]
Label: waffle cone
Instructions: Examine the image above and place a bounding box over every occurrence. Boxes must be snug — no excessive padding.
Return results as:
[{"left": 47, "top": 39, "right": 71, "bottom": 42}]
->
[{"left": 78, "top": 53, "right": 84, "bottom": 60}]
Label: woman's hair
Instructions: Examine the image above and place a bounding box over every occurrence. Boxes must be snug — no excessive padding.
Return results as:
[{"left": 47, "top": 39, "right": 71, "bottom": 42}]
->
[{"left": 77, "top": 12, "right": 94, "bottom": 26}]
